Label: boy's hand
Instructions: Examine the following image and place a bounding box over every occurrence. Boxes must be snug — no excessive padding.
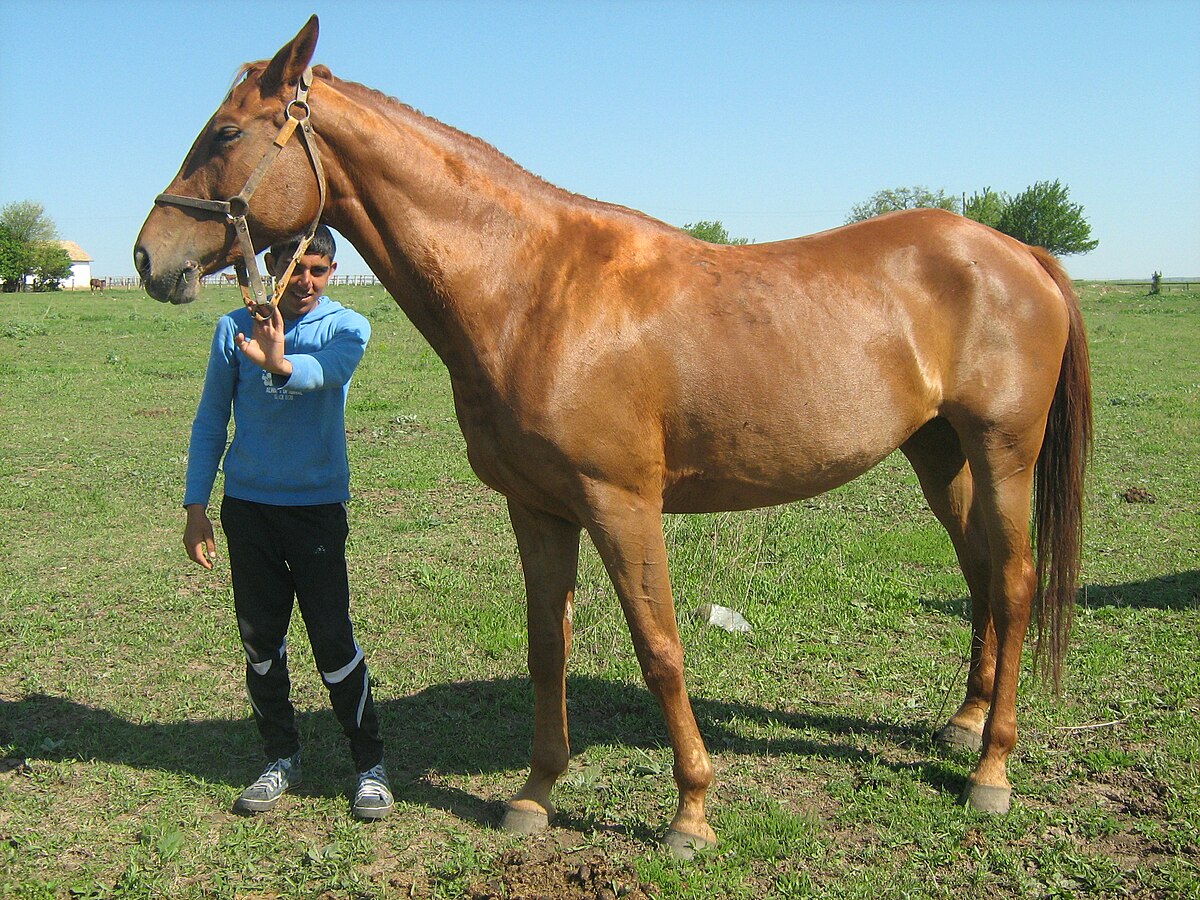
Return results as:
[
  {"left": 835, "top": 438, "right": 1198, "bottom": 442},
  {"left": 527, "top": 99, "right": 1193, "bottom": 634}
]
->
[
  {"left": 184, "top": 504, "right": 218, "bottom": 570},
  {"left": 235, "top": 306, "right": 293, "bottom": 377}
]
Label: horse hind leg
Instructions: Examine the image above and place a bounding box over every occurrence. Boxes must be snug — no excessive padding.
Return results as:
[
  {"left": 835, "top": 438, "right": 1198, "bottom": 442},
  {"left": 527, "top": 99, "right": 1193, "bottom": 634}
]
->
[
  {"left": 911, "top": 414, "right": 1045, "bottom": 814},
  {"left": 958, "top": 440, "right": 1042, "bottom": 815},
  {"left": 901, "top": 419, "right": 997, "bottom": 754}
]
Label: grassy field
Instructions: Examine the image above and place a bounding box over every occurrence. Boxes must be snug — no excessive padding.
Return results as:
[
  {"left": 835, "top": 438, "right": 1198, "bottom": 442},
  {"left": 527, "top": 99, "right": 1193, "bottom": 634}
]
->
[{"left": 1, "top": 282, "right": 1197, "bottom": 899}]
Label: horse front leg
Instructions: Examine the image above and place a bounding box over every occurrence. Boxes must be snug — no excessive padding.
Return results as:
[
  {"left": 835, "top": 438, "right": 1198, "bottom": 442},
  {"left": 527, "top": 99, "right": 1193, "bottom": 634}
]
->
[
  {"left": 500, "top": 498, "right": 581, "bottom": 835},
  {"left": 585, "top": 490, "right": 716, "bottom": 857}
]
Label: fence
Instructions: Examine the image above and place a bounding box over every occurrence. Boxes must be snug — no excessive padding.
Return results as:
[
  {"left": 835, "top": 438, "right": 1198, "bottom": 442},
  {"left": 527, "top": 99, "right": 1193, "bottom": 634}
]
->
[{"left": 1104, "top": 280, "right": 1200, "bottom": 294}]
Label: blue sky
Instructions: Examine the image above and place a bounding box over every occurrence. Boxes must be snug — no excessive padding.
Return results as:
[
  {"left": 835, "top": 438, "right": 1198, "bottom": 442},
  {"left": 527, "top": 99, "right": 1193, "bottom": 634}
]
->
[{"left": 2, "top": 0, "right": 1197, "bottom": 280}]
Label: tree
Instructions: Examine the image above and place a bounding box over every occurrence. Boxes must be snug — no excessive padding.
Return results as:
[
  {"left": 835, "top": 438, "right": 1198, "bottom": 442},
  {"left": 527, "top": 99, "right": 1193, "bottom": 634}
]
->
[
  {"left": 0, "top": 224, "right": 32, "bottom": 291},
  {"left": 682, "top": 220, "right": 750, "bottom": 245},
  {"left": 0, "top": 201, "right": 68, "bottom": 292},
  {"left": 0, "top": 200, "right": 58, "bottom": 244},
  {"left": 845, "top": 186, "right": 959, "bottom": 224},
  {"left": 28, "top": 242, "right": 73, "bottom": 291},
  {"left": 996, "top": 180, "right": 1098, "bottom": 256},
  {"left": 962, "top": 188, "right": 1007, "bottom": 230}
]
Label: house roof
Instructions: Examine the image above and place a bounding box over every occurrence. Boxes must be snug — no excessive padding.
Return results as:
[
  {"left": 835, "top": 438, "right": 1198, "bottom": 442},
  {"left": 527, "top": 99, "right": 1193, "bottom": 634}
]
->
[{"left": 56, "top": 240, "right": 92, "bottom": 262}]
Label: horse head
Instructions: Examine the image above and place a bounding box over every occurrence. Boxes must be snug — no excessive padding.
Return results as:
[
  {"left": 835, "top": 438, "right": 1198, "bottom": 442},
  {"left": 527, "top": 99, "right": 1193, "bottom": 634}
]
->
[{"left": 134, "top": 16, "right": 323, "bottom": 304}]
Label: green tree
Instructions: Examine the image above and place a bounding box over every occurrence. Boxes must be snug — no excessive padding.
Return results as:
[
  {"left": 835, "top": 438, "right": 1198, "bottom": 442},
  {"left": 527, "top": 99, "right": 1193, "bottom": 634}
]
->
[
  {"left": 28, "top": 242, "right": 73, "bottom": 291},
  {"left": 0, "top": 224, "right": 32, "bottom": 291},
  {"left": 0, "top": 200, "right": 58, "bottom": 244},
  {"left": 962, "top": 187, "right": 1007, "bottom": 230},
  {"left": 0, "top": 201, "right": 68, "bottom": 292},
  {"left": 682, "top": 220, "right": 750, "bottom": 245},
  {"left": 845, "top": 186, "right": 959, "bottom": 224},
  {"left": 996, "top": 180, "right": 1098, "bottom": 256}
]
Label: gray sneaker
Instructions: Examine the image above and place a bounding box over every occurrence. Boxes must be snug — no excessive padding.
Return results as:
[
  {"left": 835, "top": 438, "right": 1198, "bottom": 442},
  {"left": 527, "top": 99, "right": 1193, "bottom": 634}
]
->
[
  {"left": 352, "top": 763, "right": 394, "bottom": 820},
  {"left": 234, "top": 753, "right": 302, "bottom": 814}
]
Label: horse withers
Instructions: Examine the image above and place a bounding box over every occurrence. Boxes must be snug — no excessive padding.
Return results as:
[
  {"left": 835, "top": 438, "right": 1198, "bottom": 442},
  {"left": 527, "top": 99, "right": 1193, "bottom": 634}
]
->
[{"left": 134, "top": 17, "right": 1092, "bottom": 855}]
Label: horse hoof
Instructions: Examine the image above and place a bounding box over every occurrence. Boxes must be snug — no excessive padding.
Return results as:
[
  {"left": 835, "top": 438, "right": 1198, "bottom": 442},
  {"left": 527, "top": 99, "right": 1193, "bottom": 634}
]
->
[
  {"left": 935, "top": 722, "right": 984, "bottom": 754},
  {"left": 962, "top": 781, "right": 1012, "bottom": 814},
  {"left": 500, "top": 804, "right": 550, "bottom": 835},
  {"left": 661, "top": 829, "right": 714, "bottom": 860}
]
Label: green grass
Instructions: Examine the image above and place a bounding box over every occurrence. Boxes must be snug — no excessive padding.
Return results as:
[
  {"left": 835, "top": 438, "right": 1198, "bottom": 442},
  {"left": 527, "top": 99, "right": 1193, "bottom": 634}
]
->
[{"left": 0, "top": 283, "right": 1197, "bottom": 898}]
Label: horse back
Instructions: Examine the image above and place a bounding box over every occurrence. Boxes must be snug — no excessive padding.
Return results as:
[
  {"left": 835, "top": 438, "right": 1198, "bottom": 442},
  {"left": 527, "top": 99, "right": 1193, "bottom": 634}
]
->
[{"left": 464, "top": 208, "right": 1071, "bottom": 515}]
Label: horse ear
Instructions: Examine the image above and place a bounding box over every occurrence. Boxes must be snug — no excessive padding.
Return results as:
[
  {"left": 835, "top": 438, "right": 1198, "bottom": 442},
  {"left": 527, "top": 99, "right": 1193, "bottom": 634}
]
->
[{"left": 261, "top": 15, "right": 319, "bottom": 95}]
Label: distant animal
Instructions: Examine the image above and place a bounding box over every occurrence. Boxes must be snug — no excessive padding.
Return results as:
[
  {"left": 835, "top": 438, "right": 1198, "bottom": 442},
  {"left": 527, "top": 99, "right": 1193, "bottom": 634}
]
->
[
  {"left": 89, "top": 278, "right": 106, "bottom": 292},
  {"left": 134, "top": 16, "right": 1093, "bottom": 856},
  {"left": 220, "top": 272, "right": 238, "bottom": 284}
]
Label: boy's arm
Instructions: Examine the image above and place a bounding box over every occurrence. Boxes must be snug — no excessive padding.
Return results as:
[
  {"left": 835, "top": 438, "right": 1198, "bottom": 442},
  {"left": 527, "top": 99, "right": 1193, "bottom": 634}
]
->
[
  {"left": 183, "top": 318, "right": 236, "bottom": 568},
  {"left": 277, "top": 313, "right": 371, "bottom": 392}
]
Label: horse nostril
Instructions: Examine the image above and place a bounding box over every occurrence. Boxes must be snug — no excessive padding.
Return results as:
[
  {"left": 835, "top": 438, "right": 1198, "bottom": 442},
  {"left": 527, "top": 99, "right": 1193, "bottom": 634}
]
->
[{"left": 134, "top": 246, "right": 150, "bottom": 277}]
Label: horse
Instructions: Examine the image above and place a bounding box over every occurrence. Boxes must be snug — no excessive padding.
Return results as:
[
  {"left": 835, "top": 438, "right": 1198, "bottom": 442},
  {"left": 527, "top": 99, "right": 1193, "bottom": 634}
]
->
[
  {"left": 134, "top": 17, "right": 1092, "bottom": 855},
  {"left": 89, "top": 278, "right": 106, "bottom": 292}
]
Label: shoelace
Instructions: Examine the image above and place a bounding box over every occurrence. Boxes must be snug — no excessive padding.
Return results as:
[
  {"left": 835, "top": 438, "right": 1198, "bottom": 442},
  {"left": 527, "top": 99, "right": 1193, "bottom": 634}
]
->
[
  {"left": 252, "top": 761, "right": 289, "bottom": 794},
  {"left": 356, "top": 766, "right": 391, "bottom": 801}
]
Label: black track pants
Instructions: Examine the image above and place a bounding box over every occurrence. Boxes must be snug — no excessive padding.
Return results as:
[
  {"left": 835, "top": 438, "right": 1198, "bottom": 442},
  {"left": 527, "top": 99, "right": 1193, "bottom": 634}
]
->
[{"left": 220, "top": 496, "right": 383, "bottom": 772}]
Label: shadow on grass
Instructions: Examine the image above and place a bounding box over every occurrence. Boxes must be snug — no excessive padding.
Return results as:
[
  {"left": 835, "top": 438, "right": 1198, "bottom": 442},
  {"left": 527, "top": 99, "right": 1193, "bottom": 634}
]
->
[
  {"left": 916, "top": 570, "right": 1199, "bottom": 617},
  {"left": 1, "top": 677, "right": 960, "bottom": 827},
  {"left": 14, "top": 573, "right": 1190, "bottom": 827},
  {"left": 1082, "top": 570, "right": 1199, "bottom": 611}
]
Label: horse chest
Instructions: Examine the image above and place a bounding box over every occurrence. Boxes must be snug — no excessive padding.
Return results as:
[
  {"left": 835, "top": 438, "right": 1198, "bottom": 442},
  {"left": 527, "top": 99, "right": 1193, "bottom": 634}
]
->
[{"left": 449, "top": 382, "right": 573, "bottom": 505}]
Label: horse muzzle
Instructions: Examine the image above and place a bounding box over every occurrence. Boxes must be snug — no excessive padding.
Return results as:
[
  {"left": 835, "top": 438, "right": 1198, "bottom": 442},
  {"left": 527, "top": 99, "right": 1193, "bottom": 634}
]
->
[{"left": 134, "top": 246, "right": 203, "bottom": 305}]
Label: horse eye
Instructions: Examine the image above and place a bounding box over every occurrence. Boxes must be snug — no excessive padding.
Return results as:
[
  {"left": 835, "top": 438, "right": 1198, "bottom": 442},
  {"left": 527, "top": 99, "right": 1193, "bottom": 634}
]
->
[{"left": 214, "top": 126, "right": 242, "bottom": 144}]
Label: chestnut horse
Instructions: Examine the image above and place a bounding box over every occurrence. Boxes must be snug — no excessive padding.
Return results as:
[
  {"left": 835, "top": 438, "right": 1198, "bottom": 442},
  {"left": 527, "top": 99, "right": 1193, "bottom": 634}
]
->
[{"left": 135, "top": 17, "right": 1091, "bottom": 854}]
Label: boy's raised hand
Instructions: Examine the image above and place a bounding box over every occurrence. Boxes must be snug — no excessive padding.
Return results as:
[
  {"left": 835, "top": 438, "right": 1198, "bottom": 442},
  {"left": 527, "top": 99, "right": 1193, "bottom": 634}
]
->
[{"left": 235, "top": 305, "right": 292, "bottom": 376}]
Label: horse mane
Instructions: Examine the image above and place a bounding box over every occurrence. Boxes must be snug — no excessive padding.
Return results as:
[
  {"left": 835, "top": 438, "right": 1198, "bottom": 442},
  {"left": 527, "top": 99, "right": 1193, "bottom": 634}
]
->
[
  {"left": 308, "top": 65, "right": 679, "bottom": 234},
  {"left": 221, "top": 57, "right": 692, "bottom": 239}
]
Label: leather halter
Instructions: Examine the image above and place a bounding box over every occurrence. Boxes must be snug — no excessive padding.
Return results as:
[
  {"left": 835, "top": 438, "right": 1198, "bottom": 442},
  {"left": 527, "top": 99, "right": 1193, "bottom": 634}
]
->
[{"left": 155, "top": 67, "right": 326, "bottom": 319}]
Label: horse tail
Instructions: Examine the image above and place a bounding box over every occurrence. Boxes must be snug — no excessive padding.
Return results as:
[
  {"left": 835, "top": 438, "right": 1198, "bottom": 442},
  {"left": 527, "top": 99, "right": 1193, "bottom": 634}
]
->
[{"left": 1030, "top": 246, "right": 1093, "bottom": 690}]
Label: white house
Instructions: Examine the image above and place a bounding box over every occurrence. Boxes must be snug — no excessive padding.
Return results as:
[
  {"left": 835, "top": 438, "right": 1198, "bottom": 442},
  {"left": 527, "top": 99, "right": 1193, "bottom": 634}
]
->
[{"left": 57, "top": 240, "right": 93, "bottom": 289}]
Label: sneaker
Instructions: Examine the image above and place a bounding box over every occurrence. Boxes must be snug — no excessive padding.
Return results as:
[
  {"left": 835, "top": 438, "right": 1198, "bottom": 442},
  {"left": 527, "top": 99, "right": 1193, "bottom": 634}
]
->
[
  {"left": 352, "top": 763, "right": 394, "bottom": 820},
  {"left": 234, "top": 753, "right": 302, "bottom": 814}
]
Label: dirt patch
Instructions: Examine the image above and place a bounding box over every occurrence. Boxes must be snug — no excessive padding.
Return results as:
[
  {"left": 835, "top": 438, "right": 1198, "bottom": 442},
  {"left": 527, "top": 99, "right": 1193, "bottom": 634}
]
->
[
  {"left": 465, "top": 840, "right": 657, "bottom": 900},
  {"left": 1121, "top": 486, "right": 1157, "bottom": 503},
  {"left": 1062, "top": 766, "right": 1196, "bottom": 870}
]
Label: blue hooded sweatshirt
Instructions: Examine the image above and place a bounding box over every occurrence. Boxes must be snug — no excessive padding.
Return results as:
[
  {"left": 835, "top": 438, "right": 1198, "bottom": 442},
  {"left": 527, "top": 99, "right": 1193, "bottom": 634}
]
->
[{"left": 184, "top": 297, "right": 371, "bottom": 507}]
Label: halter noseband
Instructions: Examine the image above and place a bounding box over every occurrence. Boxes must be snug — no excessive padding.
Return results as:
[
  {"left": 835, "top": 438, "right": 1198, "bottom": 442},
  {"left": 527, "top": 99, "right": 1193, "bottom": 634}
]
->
[{"left": 155, "top": 67, "right": 327, "bottom": 319}]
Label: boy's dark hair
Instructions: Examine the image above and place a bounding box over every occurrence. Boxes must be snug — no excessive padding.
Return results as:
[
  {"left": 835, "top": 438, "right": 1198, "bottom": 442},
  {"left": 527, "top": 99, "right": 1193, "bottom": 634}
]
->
[{"left": 270, "top": 224, "right": 336, "bottom": 262}]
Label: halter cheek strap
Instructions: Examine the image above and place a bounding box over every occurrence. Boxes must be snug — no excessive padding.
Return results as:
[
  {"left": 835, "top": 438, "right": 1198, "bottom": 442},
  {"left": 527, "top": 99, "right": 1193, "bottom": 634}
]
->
[{"left": 155, "top": 67, "right": 326, "bottom": 319}]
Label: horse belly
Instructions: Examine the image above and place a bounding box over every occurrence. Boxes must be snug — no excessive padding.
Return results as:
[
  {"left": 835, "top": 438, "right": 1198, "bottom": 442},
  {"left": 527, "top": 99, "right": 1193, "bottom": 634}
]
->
[{"left": 661, "top": 395, "right": 922, "bottom": 514}]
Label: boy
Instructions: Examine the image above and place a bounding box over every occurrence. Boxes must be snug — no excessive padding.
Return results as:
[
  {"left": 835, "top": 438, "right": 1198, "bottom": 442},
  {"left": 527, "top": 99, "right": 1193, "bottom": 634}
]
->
[{"left": 183, "top": 225, "right": 392, "bottom": 819}]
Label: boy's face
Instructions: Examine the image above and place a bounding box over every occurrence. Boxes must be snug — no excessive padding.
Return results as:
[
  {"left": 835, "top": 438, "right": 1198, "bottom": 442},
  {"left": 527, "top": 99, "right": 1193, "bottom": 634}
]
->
[{"left": 271, "top": 252, "right": 336, "bottom": 320}]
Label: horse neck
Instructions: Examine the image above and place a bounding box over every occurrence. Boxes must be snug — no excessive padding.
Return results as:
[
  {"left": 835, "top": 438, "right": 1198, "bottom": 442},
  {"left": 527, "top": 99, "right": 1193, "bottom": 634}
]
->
[{"left": 311, "top": 78, "right": 563, "bottom": 378}]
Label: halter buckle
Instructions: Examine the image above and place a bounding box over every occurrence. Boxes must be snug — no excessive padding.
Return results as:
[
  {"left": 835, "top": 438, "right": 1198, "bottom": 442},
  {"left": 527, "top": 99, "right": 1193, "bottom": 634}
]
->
[{"left": 226, "top": 196, "right": 251, "bottom": 220}]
